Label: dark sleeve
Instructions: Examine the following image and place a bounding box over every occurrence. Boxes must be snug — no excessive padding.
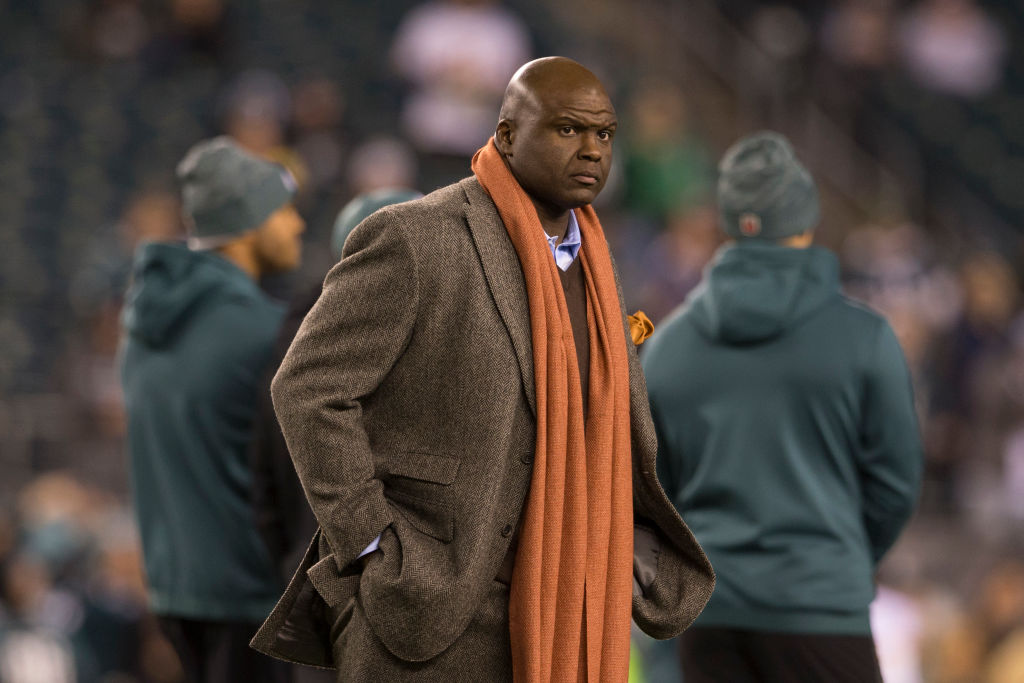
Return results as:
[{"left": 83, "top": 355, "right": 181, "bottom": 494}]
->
[
  {"left": 650, "top": 398, "right": 680, "bottom": 505},
  {"left": 250, "top": 288, "right": 321, "bottom": 580},
  {"left": 250, "top": 357, "right": 288, "bottom": 574},
  {"left": 270, "top": 212, "right": 418, "bottom": 571},
  {"left": 640, "top": 334, "right": 680, "bottom": 503},
  {"left": 858, "top": 320, "right": 924, "bottom": 564}
]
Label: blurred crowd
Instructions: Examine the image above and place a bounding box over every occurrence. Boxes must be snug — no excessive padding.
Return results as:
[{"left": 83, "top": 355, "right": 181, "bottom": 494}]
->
[
  {"left": 1, "top": 0, "right": 1023, "bottom": 681},
  {"left": 0, "top": 473, "right": 179, "bottom": 683}
]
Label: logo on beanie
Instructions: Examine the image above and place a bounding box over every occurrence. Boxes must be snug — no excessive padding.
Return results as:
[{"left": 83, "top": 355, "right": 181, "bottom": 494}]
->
[
  {"left": 739, "top": 213, "right": 762, "bottom": 237},
  {"left": 281, "top": 169, "right": 298, "bottom": 193}
]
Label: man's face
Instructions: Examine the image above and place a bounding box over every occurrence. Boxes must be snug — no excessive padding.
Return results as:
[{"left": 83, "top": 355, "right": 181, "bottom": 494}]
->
[
  {"left": 253, "top": 204, "right": 305, "bottom": 272},
  {"left": 499, "top": 85, "right": 616, "bottom": 220}
]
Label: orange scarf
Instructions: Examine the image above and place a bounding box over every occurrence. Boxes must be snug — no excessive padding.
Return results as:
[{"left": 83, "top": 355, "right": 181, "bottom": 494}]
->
[{"left": 472, "top": 140, "right": 633, "bottom": 682}]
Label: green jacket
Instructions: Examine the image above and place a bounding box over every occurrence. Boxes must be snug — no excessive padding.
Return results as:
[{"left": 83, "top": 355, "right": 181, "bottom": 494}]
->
[
  {"left": 119, "top": 242, "right": 283, "bottom": 621},
  {"left": 643, "top": 242, "right": 922, "bottom": 634}
]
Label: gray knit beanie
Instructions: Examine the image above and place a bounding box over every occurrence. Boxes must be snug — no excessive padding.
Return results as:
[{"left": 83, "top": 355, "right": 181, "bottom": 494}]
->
[
  {"left": 177, "top": 136, "right": 296, "bottom": 249},
  {"left": 331, "top": 188, "right": 422, "bottom": 259},
  {"left": 717, "top": 131, "right": 819, "bottom": 241}
]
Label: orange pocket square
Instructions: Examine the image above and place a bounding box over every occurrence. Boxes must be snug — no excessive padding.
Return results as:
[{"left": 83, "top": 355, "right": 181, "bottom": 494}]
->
[{"left": 627, "top": 311, "right": 654, "bottom": 345}]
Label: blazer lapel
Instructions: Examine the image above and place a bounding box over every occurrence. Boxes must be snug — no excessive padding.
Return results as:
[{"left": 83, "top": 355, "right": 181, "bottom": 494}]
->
[{"left": 461, "top": 178, "right": 536, "bottom": 416}]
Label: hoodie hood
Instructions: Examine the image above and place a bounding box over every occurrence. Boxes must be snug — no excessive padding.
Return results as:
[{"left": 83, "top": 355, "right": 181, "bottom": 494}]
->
[
  {"left": 686, "top": 242, "right": 839, "bottom": 344},
  {"left": 121, "top": 241, "right": 255, "bottom": 347}
]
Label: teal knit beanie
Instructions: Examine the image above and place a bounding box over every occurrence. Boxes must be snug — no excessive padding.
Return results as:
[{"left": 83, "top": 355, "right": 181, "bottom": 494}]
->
[
  {"left": 717, "top": 131, "right": 819, "bottom": 241},
  {"left": 331, "top": 188, "right": 422, "bottom": 259},
  {"left": 177, "top": 136, "right": 296, "bottom": 249}
]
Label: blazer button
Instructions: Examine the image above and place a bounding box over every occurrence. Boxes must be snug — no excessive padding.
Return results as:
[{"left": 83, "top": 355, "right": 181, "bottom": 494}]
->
[
  {"left": 520, "top": 451, "right": 533, "bottom": 465},
  {"left": 501, "top": 524, "right": 513, "bottom": 537}
]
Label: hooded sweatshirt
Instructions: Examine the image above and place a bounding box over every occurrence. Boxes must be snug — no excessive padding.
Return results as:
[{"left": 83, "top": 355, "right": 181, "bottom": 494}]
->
[
  {"left": 643, "top": 242, "right": 922, "bottom": 634},
  {"left": 119, "top": 241, "right": 284, "bottom": 621}
]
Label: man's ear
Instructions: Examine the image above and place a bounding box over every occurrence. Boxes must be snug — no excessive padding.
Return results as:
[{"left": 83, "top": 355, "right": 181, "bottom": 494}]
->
[{"left": 495, "top": 120, "right": 514, "bottom": 156}]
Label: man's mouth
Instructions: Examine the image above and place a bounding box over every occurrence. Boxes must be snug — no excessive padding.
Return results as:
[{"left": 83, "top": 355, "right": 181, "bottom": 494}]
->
[{"left": 572, "top": 174, "right": 599, "bottom": 186}]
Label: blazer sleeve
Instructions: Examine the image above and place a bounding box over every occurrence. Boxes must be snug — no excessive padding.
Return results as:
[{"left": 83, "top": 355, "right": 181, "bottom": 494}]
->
[
  {"left": 858, "top": 320, "right": 924, "bottom": 564},
  {"left": 270, "top": 210, "right": 418, "bottom": 571}
]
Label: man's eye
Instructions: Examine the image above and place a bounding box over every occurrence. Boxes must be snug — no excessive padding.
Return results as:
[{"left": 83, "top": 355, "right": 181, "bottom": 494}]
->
[
  {"left": 598, "top": 130, "right": 611, "bottom": 141},
  {"left": 560, "top": 126, "right": 575, "bottom": 135}
]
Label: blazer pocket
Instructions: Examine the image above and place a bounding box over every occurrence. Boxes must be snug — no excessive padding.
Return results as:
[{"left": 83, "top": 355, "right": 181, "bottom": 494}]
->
[
  {"left": 384, "top": 488, "right": 454, "bottom": 543},
  {"left": 306, "top": 554, "right": 361, "bottom": 609},
  {"left": 380, "top": 451, "right": 460, "bottom": 485}
]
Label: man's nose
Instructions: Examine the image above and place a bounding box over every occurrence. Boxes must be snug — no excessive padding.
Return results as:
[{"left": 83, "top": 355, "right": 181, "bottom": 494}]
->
[{"left": 578, "top": 132, "right": 602, "bottom": 161}]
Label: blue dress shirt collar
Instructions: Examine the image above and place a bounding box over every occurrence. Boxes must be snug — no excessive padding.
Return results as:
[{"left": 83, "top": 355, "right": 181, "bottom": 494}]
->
[{"left": 545, "top": 210, "right": 582, "bottom": 272}]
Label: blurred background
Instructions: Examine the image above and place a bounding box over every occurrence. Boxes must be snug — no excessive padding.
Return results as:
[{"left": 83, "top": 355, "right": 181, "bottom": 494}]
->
[{"left": 1, "top": 0, "right": 1023, "bottom": 680}]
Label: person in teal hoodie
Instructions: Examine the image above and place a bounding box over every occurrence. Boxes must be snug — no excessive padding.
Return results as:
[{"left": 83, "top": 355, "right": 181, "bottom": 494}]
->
[
  {"left": 119, "top": 137, "right": 305, "bottom": 683},
  {"left": 642, "top": 131, "right": 922, "bottom": 682}
]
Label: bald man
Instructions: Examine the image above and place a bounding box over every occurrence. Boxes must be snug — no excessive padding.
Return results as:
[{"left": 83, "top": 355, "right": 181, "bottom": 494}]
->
[{"left": 251, "top": 58, "right": 713, "bottom": 682}]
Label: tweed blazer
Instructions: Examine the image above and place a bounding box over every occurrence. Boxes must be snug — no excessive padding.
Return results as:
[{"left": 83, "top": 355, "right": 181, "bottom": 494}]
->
[{"left": 250, "top": 177, "right": 714, "bottom": 669}]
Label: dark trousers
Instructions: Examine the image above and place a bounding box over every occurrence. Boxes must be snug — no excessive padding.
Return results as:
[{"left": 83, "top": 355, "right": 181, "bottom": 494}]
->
[
  {"left": 679, "top": 626, "right": 883, "bottom": 683},
  {"left": 158, "top": 617, "right": 289, "bottom": 683}
]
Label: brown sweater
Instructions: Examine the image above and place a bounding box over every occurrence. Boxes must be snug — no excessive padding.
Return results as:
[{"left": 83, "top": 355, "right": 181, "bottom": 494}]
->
[{"left": 558, "top": 255, "right": 589, "bottom": 418}]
